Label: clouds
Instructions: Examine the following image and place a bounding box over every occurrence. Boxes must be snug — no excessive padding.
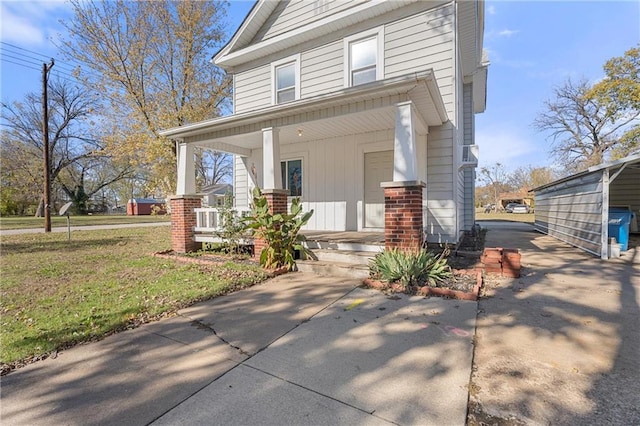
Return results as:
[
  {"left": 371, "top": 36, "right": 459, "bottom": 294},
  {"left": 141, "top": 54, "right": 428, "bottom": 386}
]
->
[
  {"left": 475, "top": 124, "right": 548, "bottom": 171},
  {"left": 0, "top": 1, "right": 71, "bottom": 47},
  {"left": 497, "top": 29, "right": 519, "bottom": 37}
]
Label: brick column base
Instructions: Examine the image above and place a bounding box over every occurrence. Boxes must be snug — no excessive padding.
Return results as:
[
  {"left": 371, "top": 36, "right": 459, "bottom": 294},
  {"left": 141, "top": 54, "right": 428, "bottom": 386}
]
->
[
  {"left": 253, "top": 189, "right": 288, "bottom": 261},
  {"left": 381, "top": 181, "right": 425, "bottom": 252},
  {"left": 170, "top": 195, "right": 202, "bottom": 253}
]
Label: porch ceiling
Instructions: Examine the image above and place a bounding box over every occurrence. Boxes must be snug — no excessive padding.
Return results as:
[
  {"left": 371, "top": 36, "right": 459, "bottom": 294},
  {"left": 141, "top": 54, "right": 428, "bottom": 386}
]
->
[{"left": 159, "top": 71, "right": 448, "bottom": 155}]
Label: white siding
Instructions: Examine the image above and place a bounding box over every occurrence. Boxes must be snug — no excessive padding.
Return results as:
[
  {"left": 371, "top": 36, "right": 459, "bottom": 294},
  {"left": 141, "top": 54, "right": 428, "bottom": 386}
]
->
[
  {"left": 534, "top": 172, "right": 604, "bottom": 256},
  {"left": 252, "top": 0, "right": 367, "bottom": 43},
  {"left": 461, "top": 83, "right": 475, "bottom": 230},
  {"left": 234, "top": 65, "right": 271, "bottom": 113},
  {"left": 233, "top": 156, "right": 250, "bottom": 208},
  {"left": 301, "top": 40, "right": 343, "bottom": 98},
  {"left": 385, "top": 3, "right": 455, "bottom": 115},
  {"left": 425, "top": 123, "right": 456, "bottom": 243}
]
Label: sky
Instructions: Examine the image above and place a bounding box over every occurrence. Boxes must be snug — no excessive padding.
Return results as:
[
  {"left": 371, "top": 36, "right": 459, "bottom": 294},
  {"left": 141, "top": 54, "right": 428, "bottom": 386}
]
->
[{"left": 1, "top": 0, "right": 639, "bottom": 174}]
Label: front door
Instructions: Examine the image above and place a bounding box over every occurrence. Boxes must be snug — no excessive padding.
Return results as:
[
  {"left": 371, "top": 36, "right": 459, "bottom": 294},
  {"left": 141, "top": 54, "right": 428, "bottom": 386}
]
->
[{"left": 364, "top": 150, "right": 393, "bottom": 229}]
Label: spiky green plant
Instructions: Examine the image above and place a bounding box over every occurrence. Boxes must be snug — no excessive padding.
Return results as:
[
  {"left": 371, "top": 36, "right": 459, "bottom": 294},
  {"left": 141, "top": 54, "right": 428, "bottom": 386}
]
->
[{"left": 369, "top": 248, "right": 452, "bottom": 288}]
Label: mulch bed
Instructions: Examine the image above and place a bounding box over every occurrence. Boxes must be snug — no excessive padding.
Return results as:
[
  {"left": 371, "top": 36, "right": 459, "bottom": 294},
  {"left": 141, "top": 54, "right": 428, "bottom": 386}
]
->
[{"left": 363, "top": 269, "right": 483, "bottom": 301}]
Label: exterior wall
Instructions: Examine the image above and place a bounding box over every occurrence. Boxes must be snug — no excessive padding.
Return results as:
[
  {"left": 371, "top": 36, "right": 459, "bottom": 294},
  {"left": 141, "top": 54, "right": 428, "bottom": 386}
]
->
[
  {"left": 234, "top": 2, "right": 455, "bottom": 116},
  {"left": 460, "top": 82, "right": 475, "bottom": 230},
  {"left": 534, "top": 171, "right": 604, "bottom": 257},
  {"left": 425, "top": 123, "right": 456, "bottom": 243},
  {"left": 251, "top": 0, "right": 367, "bottom": 44},
  {"left": 384, "top": 3, "right": 455, "bottom": 115},
  {"left": 610, "top": 167, "right": 640, "bottom": 231}
]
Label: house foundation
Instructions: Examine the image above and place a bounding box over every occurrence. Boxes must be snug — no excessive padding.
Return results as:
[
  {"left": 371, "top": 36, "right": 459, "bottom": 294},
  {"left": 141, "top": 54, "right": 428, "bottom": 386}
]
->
[
  {"left": 170, "top": 195, "right": 202, "bottom": 253},
  {"left": 381, "top": 181, "right": 425, "bottom": 252}
]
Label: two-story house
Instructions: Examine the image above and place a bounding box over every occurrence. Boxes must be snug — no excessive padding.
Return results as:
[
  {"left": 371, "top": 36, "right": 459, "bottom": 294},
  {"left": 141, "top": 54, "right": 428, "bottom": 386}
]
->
[{"left": 160, "top": 0, "right": 488, "bottom": 254}]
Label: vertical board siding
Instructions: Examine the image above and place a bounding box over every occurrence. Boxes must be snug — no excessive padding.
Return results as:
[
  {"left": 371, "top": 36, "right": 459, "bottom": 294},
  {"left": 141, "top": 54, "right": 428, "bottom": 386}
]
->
[
  {"left": 534, "top": 172, "right": 604, "bottom": 256},
  {"left": 461, "top": 83, "right": 475, "bottom": 230},
  {"left": 233, "top": 156, "right": 249, "bottom": 208}
]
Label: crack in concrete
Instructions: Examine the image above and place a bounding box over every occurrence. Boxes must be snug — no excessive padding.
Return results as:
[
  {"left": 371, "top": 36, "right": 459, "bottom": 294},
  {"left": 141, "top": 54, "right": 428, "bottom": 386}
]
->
[{"left": 188, "top": 319, "right": 250, "bottom": 356}]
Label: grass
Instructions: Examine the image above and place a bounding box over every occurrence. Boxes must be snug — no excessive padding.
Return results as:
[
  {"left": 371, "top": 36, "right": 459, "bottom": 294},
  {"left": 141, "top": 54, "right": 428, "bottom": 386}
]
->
[
  {"left": 0, "top": 226, "right": 268, "bottom": 370},
  {"left": 0, "top": 214, "right": 171, "bottom": 231},
  {"left": 475, "top": 211, "right": 534, "bottom": 223}
]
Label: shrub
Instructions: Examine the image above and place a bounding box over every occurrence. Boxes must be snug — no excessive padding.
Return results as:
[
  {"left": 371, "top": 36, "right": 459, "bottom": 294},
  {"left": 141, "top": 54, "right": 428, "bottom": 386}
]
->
[
  {"left": 215, "top": 192, "right": 247, "bottom": 254},
  {"left": 245, "top": 188, "right": 313, "bottom": 271},
  {"left": 369, "top": 248, "right": 452, "bottom": 288}
]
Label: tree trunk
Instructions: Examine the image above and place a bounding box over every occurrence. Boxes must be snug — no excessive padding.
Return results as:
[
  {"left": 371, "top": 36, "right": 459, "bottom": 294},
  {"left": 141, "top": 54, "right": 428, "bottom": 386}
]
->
[{"left": 35, "top": 198, "right": 44, "bottom": 217}]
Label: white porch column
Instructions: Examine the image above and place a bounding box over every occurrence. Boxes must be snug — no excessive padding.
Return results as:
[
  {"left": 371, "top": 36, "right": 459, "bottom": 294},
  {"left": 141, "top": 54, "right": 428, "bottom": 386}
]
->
[
  {"left": 393, "top": 101, "right": 419, "bottom": 182},
  {"left": 262, "top": 127, "right": 282, "bottom": 190},
  {"left": 176, "top": 141, "right": 196, "bottom": 195}
]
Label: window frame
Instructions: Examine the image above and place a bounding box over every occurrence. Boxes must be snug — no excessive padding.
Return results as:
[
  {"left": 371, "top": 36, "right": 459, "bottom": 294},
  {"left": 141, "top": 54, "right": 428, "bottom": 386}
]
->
[
  {"left": 280, "top": 158, "right": 304, "bottom": 198},
  {"left": 271, "top": 54, "right": 301, "bottom": 105},
  {"left": 343, "top": 27, "right": 384, "bottom": 87}
]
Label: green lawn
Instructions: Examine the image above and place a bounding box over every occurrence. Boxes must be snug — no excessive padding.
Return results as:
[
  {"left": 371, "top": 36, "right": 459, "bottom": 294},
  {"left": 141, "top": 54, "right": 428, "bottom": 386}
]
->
[
  {"left": 475, "top": 211, "right": 535, "bottom": 223},
  {"left": 0, "top": 214, "right": 171, "bottom": 231},
  {"left": 0, "top": 226, "right": 268, "bottom": 370}
]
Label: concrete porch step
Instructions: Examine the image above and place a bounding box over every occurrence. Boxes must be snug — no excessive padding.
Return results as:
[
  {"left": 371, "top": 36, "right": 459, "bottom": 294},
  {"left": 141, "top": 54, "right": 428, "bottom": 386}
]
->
[
  {"left": 295, "top": 259, "right": 370, "bottom": 279},
  {"left": 303, "top": 240, "right": 383, "bottom": 253},
  {"left": 295, "top": 249, "right": 377, "bottom": 279}
]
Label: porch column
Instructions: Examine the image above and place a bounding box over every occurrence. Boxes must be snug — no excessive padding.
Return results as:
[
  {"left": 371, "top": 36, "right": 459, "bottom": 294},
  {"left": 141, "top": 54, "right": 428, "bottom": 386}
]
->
[
  {"left": 381, "top": 102, "right": 425, "bottom": 252},
  {"left": 262, "top": 127, "right": 283, "bottom": 190},
  {"left": 170, "top": 195, "right": 202, "bottom": 253},
  {"left": 393, "top": 101, "right": 419, "bottom": 182},
  {"left": 254, "top": 127, "right": 288, "bottom": 261},
  {"left": 176, "top": 141, "right": 196, "bottom": 195}
]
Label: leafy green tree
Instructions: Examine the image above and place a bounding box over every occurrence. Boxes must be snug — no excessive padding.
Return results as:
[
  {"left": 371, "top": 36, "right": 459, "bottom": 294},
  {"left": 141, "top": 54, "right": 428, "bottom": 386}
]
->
[
  {"left": 589, "top": 45, "right": 639, "bottom": 159},
  {"left": 60, "top": 0, "right": 231, "bottom": 195}
]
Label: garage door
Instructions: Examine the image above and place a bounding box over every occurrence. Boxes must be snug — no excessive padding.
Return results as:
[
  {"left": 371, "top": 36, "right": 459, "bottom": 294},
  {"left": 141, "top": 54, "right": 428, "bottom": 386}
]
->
[{"left": 364, "top": 150, "right": 393, "bottom": 228}]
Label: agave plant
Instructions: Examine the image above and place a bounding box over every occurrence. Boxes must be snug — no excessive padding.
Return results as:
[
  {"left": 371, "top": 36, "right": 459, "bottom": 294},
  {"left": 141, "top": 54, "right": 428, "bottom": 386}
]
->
[{"left": 369, "top": 247, "right": 451, "bottom": 288}]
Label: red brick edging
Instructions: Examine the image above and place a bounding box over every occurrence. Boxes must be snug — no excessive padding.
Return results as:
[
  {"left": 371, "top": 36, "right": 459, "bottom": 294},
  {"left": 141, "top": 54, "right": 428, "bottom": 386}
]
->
[
  {"left": 152, "top": 250, "right": 289, "bottom": 277},
  {"left": 362, "top": 270, "right": 483, "bottom": 301}
]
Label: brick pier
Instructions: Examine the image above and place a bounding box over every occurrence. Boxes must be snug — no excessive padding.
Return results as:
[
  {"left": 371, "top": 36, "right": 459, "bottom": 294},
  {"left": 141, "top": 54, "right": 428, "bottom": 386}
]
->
[
  {"left": 381, "top": 181, "right": 425, "bottom": 252},
  {"left": 170, "top": 195, "right": 202, "bottom": 253}
]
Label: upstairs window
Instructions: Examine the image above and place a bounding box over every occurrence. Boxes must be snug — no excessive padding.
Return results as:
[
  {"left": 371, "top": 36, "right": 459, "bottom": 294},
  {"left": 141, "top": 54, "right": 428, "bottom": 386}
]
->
[
  {"left": 344, "top": 27, "right": 383, "bottom": 87},
  {"left": 272, "top": 55, "right": 300, "bottom": 105}
]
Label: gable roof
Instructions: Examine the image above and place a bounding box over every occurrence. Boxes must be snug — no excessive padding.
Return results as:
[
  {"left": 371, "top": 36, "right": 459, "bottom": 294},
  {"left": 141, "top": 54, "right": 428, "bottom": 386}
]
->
[{"left": 214, "top": 0, "right": 422, "bottom": 69}]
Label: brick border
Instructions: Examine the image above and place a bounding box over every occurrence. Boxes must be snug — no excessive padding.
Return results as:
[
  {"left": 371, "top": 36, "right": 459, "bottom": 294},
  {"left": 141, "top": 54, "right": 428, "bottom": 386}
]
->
[{"left": 362, "top": 270, "right": 483, "bottom": 301}]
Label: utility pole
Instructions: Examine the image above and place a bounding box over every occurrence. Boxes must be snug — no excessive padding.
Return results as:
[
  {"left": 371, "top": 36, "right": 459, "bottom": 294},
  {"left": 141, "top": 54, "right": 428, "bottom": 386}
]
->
[{"left": 42, "top": 59, "right": 54, "bottom": 232}]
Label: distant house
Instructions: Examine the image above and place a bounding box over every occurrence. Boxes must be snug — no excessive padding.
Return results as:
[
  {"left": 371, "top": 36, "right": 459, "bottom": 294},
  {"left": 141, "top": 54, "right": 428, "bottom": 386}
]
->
[
  {"left": 127, "top": 198, "right": 167, "bottom": 216},
  {"left": 499, "top": 191, "right": 533, "bottom": 209},
  {"left": 160, "top": 0, "right": 489, "bottom": 253},
  {"left": 200, "top": 183, "right": 233, "bottom": 207}
]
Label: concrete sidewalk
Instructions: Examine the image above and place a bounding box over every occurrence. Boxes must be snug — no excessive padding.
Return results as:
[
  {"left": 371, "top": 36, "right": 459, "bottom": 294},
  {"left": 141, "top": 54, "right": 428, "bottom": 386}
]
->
[
  {"left": 469, "top": 221, "right": 640, "bottom": 424},
  {"left": 0, "top": 221, "right": 171, "bottom": 236},
  {"left": 1, "top": 273, "right": 477, "bottom": 426}
]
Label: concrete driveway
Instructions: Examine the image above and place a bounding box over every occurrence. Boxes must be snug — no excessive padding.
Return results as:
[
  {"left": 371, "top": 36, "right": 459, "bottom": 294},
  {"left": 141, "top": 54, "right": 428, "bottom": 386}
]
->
[
  {"left": 469, "top": 221, "right": 640, "bottom": 424},
  {"left": 1, "top": 273, "right": 476, "bottom": 426}
]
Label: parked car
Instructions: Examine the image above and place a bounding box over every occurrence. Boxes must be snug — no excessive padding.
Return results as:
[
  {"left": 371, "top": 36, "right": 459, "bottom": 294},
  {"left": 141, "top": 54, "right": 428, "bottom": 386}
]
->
[
  {"left": 504, "top": 203, "right": 519, "bottom": 213},
  {"left": 511, "top": 204, "right": 531, "bottom": 214}
]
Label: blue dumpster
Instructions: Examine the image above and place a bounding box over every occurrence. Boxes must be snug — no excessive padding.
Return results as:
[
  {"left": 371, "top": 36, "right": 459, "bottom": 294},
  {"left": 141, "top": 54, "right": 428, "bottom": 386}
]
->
[{"left": 608, "top": 208, "right": 632, "bottom": 251}]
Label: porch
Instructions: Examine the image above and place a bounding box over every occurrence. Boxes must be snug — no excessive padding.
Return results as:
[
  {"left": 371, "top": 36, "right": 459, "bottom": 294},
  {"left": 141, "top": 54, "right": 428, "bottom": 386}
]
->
[
  {"left": 192, "top": 205, "right": 384, "bottom": 252},
  {"left": 161, "top": 71, "right": 452, "bottom": 255}
]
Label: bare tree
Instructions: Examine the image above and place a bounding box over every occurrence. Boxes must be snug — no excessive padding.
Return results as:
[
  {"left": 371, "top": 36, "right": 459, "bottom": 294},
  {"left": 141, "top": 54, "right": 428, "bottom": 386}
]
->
[
  {"left": 195, "top": 150, "right": 233, "bottom": 187},
  {"left": 478, "top": 163, "right": 512, "bottom": 211},
  {"left": 1, "top": 79, "right": 132, "bottom": 214},
  {"left": 509, "top": 165, "right": 557, "bottom": 191},
  {"left": 534, "top": 78, "right": 639, "bottom": 173}
]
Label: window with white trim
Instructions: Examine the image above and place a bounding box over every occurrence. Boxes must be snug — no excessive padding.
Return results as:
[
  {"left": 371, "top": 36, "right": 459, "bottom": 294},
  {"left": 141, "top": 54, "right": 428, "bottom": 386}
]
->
[
  {"left": 271, "top": 55, "right": 300, "bottom": 105},
  {"left": 280, "top": 159, "right": 303, "bottom": 197},
  {"left": 344, "top": 27, "right": 384, "bottom": 87}
]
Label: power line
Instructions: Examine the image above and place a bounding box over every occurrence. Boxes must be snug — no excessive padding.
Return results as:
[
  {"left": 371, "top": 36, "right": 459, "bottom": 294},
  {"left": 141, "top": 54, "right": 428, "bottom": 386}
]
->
[{"left": 0, "top": 42, "right": 79, "bottom": 73}]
